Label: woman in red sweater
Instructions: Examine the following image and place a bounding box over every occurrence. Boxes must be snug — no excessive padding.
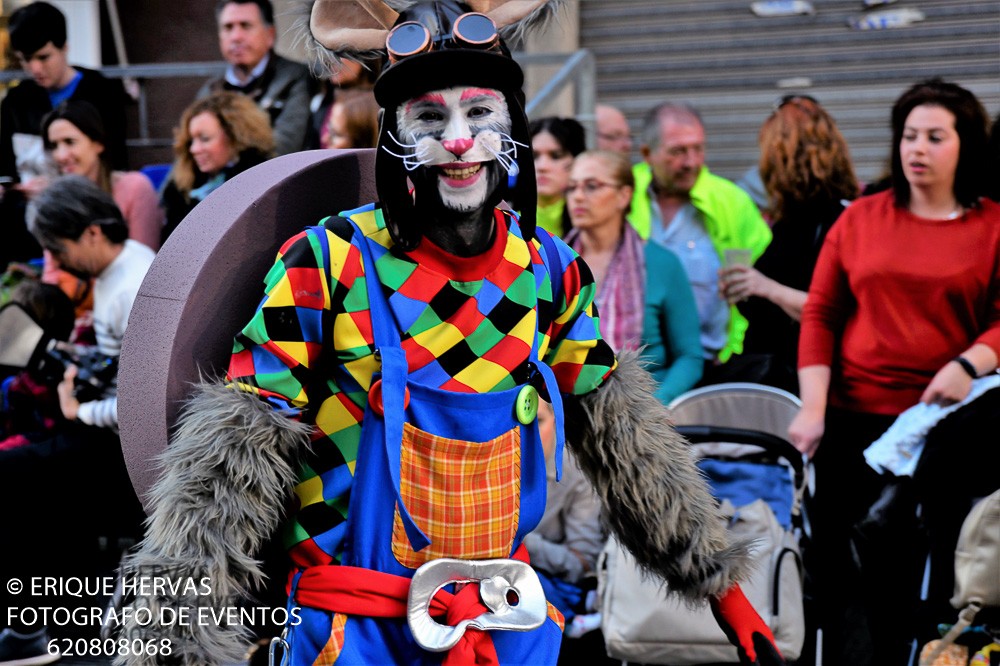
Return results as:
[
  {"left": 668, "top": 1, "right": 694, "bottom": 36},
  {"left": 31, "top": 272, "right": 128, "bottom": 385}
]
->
[{"left": 790, "top": 79, "right": 1000, "bottom": 666}]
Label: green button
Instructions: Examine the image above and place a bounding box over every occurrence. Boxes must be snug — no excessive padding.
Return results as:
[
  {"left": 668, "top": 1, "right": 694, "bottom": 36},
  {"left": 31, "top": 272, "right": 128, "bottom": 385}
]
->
[{"left": 515, "top": 385, "right": 538, "bottom": 425}]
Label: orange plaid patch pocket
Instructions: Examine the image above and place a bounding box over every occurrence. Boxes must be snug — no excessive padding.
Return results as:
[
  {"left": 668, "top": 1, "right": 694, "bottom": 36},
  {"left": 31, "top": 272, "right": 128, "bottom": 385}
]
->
[
  {"left": 392, "top": 422, "right": 522, "bottom": 569},
  {"left": 312, "top": 612, "right": 348, "bottom": 666}
]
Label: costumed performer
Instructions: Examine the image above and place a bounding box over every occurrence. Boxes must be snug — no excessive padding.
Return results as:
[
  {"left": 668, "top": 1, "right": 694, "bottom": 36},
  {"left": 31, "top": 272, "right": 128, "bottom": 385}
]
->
[{"left": 118, "top": 2, "right": 785, "bottom": 665}]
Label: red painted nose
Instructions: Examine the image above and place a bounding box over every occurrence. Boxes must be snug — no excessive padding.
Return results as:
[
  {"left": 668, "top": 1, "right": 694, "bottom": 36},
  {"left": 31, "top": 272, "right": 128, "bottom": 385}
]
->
[{"left": 442, "top": 138, "right": 474, "bottom": 157}]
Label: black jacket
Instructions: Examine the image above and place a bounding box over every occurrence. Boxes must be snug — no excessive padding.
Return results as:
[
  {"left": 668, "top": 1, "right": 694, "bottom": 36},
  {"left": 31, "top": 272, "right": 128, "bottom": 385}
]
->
[
  {"left": 160, "top": 148, "right": 271, "bottom": 243},
  {"left": 198, "top": 54, "right": 314, "bottom": 156}
]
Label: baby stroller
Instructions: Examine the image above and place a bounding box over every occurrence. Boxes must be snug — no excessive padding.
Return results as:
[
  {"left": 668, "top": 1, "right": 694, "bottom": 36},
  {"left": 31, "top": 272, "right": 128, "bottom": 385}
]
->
[{"left": 598, "top": 382, "right": 809, "bottom": 665}]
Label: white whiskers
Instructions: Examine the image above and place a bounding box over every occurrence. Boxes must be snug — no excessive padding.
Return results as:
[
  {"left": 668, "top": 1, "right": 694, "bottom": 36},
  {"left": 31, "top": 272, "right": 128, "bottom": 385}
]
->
[
  {"left": 489, "top": 132, "right": 528, "bottom": 174},
  {"left": 486, "top": 144, "right": 513, "bottom": 172},
  {"left": 382, "top": 131, "right": 430, "bottom": 171}
]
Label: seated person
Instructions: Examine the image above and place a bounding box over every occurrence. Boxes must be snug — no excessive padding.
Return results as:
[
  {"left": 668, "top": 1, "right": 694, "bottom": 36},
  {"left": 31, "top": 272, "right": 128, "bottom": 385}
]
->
[
  {"left": 161, "top": 91, "right": 275, "bottom": 242},
  {"left": 198, "top": 0, "right": 313, "bottom": 156},
  {"left": 524, "top": 401, "right": 604, "bottom": 624},
  {"left": 0, "top": 176, "right": 152, "bottom": 662},
  {"left": 0, "top": 1, "right": 128, "bottom": 271},
  {"left": 42, "top": 100, "right": 163, "bottom": 252},
  {"left": 322, "top": 88, "right": 379, "bottom": 150},
  {"left": 39, "top": 100, "right": 164, "bottom": 317},
  {"left": 306, "top": 57, "right": 378, "bottom": 150},
  {"left": 0, "top": 279, "right": 76, "bottom": 450}
]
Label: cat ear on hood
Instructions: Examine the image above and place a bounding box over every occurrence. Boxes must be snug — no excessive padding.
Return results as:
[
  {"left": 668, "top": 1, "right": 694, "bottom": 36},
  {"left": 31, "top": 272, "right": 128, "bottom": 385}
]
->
[
  {"left": 465, "top": 0, "right": 549, "bottom": 24},
  {"left": 305, "top": 0, "right": 562, "bottom": 72},
  {"left": 467, "top": 0, "right": 561, "bottom": 44},
  {"left": 304, "top": 0, "right": 399, "bottom": 72}
]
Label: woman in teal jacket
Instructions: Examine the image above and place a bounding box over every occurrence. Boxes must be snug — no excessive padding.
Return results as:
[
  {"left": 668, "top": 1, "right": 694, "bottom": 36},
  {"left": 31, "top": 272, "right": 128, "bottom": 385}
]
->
[
  {"left": 642, "top": 240, "right": 704, "bottom": 403},
  {"left": 564, "top": 149, "right": 702, "bottom": 402}
]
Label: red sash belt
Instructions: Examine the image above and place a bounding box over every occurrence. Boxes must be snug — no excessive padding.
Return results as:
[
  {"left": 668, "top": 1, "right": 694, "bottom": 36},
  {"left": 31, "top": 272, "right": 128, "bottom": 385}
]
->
[{"left": 290, "top": 545, "right": 531, "bottom": 666}]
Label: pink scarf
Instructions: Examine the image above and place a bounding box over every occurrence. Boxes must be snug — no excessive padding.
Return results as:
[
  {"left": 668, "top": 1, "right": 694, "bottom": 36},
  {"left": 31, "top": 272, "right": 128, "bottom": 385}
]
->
[{"left": 566, "top": 223, "right": 646, "bottom": 353}]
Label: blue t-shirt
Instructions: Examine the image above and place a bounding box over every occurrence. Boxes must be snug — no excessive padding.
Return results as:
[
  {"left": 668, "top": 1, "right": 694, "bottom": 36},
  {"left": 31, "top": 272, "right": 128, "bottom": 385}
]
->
[
  {"left": 649, "top": 198, "right": 728, "bottom": 359},
  {"left": 48, "top": 70, "right": 83, "bottom": 108}
]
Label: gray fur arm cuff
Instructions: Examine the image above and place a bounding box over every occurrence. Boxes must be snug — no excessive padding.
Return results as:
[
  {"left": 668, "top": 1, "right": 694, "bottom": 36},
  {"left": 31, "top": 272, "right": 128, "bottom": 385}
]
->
[
  {"left": 116, "top": 382, "right": 312, "bottom": 665},
  {"left": 569, "top": 350, "right": 749, "bottom": 600}
]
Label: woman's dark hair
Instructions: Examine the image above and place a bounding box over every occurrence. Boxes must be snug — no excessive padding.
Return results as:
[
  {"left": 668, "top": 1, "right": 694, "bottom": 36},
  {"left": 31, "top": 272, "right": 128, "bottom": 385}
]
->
[
  {"left": 41, "top": 100, "right": 113, "bottom": 192},
  {"left": 529, "top": 116, "right": 586, "bottom": 236},
  {"left": 529, "top": 116, "right": 587, "bottom": 157},
  {"left": 890, "top": 78, "right": 990, "bottom": 208},
  {"left": 31, "top": 175, "right": 128, "bottom": 252}
]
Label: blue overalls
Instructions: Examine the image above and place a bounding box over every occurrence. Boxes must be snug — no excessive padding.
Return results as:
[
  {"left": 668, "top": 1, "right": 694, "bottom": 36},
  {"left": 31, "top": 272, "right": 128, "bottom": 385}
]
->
[{"left": 284, "top": 216, "right": 567, "bottom": 665}]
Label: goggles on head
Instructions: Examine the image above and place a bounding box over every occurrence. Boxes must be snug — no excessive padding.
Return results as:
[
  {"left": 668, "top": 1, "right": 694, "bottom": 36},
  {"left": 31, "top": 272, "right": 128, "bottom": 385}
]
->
[{"left": 386, "top": 12, "right": 500, "bottom": 64}]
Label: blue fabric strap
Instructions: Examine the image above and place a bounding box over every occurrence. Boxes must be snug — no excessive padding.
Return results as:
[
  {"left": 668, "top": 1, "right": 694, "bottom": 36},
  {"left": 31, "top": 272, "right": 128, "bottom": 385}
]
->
[
  {"left": 533, "top": 230, "right": 566, "bottom": 480},
  {"left": 347, "top": 222, "right": 431, "bottom": 552}
]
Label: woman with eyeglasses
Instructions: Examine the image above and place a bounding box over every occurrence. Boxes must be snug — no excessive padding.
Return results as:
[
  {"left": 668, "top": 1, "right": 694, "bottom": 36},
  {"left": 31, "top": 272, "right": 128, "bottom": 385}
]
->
[
  {"left": 530, "top": 116, "right": 586, "bottom": 237},
  {"left": 565, "top": 150, "right": 702, "bottom": 402},
  {"left": 788, "top": 79, "right": 1000, "bottom": 665},
  {"left": 719, "top": 95, "right": 858, "bottom": 395}
]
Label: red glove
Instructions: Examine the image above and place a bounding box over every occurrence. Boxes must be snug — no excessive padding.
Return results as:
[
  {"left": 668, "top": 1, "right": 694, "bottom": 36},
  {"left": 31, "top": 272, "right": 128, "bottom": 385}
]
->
[{"left": 710, "top": 584, "right": 785, "bottom": 666}]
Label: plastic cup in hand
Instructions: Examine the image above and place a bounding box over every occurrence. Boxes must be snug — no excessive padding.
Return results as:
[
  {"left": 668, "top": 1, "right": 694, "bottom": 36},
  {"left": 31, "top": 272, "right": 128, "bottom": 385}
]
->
[
  {"left": 721, "top": 248, "right": 751, "bottom": 304},
  {"left": 724, "top": 248, "right": 752, "bottom": 267}
]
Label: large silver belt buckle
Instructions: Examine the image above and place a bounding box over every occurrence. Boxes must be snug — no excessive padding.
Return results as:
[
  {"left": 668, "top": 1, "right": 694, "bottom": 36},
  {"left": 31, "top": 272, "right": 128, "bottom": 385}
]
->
[{"left": 407, "top": 557, "right": 547, "bottom": 652}]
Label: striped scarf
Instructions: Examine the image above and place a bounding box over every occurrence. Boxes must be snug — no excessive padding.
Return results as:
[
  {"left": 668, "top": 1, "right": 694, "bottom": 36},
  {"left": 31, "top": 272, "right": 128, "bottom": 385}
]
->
[{"left": 566, "top": 222, "right": 646, "bottom": 353}]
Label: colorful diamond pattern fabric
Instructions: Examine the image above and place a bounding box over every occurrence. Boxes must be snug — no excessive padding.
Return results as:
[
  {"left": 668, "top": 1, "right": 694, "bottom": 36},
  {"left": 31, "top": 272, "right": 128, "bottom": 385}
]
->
[{"left": 227, "top": 204, "right": 616, "bottom": 567}]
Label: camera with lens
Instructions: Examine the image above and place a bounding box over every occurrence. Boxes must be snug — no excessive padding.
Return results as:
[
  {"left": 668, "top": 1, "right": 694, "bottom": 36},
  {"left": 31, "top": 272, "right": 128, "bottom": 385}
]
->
[
  {"left": 0, "top": 302, "right": 117, "bottom": 402},
  {"left": 37, "top": 340, "right": 118, "bottom": 402}
]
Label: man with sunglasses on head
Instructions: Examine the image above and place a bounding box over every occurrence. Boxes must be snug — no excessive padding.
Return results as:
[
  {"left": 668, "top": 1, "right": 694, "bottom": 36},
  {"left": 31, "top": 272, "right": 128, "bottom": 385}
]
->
[
  {"left": 630, "top": 103, "right": 771, "bottom": 384},
  {"left": 119, "top": 2, "right": 786, "bottom": 665},
  {"left": 198, "top": 0, "right": 314, "bottom": 156}
]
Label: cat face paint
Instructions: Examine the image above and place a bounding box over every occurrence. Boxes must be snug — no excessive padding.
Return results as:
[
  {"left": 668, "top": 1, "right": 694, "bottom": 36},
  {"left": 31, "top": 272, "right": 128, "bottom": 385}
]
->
[{"left": 395, "top": 86, "right": 513, "bottom": 214}]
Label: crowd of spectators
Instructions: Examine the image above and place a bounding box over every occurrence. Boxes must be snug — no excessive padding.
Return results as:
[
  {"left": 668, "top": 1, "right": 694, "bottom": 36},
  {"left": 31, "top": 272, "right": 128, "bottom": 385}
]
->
[{"left": 1, "top": 1, "right": 999, "bottom": 665}]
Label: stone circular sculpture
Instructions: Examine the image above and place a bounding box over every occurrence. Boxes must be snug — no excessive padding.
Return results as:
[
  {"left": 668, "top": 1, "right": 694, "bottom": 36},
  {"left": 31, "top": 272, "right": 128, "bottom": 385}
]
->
[{"left": 118, "top": 149, "right": 377, "bottom": 508}]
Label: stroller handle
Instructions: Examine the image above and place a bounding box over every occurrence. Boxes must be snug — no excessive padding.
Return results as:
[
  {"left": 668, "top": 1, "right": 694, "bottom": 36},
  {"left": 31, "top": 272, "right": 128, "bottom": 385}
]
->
[{"left": 675, "top": 425, "right": 806, "bottom": 490}]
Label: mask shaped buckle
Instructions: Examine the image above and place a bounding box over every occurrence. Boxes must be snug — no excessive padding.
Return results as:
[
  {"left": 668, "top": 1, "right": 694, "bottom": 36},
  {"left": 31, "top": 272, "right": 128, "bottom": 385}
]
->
[{"left": 406, "top": 557, "right": 547, "bottom": 652}]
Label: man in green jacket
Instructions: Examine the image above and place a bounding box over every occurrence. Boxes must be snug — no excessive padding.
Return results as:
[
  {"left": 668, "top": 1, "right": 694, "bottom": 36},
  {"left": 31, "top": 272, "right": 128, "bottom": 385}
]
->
[{"left": 629, "top": 102, "right": 771, "bottom": 370}]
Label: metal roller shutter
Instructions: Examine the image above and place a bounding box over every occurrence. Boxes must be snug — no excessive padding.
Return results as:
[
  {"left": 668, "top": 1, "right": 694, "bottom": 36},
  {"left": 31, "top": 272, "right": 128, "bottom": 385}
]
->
[{"left": 579, "top": 0, "right": 1000, "bottom": 185}]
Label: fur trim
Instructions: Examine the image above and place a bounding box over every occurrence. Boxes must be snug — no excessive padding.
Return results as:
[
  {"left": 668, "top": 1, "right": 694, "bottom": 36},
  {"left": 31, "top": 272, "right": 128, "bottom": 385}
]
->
[
  {"left": 571, "top": 351, "right": 750, "bottom": 601},
  {"left": 115, "top": 382, "right": 312, "bottom": 665}
]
